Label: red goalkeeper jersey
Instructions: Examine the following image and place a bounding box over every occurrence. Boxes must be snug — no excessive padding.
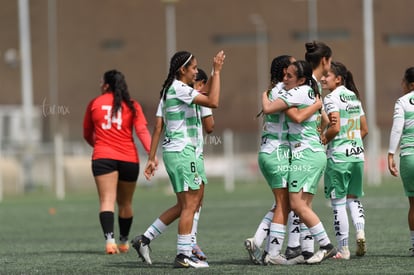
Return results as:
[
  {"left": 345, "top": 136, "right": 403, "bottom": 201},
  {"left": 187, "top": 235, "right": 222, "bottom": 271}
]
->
[{"left": 83, "top": 92, "right": 151, "bottom": 162}]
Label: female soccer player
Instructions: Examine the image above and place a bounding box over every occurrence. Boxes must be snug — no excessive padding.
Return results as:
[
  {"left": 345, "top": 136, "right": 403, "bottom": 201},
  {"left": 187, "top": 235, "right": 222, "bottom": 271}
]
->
[
  {"left": 262, "top": 60, "right": 336, "bottom": 264},
  {"left": 132, "top": 50, "right": 225, "bottom": 268},
  {"left": 321, "top": 61, "right": 368, "bottom": 259},
  {"left": 83, "top": 70, "right": 152, "bottom": 254},
  {"left": 244, "top": 55, "right": 295, "bottom": 265},
  {"left": 245, "top": 55, "right": 324, "bottom": 265},
  {"left": 388, "top": 66, "right": 414, "bottom": 256}
]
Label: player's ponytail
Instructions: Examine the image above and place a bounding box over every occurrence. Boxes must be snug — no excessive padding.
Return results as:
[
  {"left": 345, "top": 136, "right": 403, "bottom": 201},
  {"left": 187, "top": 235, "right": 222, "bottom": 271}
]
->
[{"left": 160, "top": 51, "right": 193, "bottom": 100}]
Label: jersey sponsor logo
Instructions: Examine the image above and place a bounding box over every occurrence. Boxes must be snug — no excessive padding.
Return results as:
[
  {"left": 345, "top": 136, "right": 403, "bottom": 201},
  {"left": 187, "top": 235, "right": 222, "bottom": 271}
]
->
[
  {"left": 345, "top": 104, "right": 360, "bottom": 114},
  {"left": 345, "top": 146, "right": 364, "bottom": 157},
  {"left": 340, "top": 94, "right": 357, "bottom": 103}
]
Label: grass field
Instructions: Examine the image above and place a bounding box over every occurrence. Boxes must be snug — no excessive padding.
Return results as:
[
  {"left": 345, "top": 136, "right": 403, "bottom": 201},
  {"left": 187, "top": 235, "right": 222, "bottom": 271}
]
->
[{"left": 0, "top": 176, "right": 413, "bottom": 274}]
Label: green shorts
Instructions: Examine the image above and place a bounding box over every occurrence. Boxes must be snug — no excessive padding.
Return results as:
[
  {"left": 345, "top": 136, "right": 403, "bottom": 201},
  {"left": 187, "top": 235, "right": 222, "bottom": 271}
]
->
[
  {"left": 258, "top": 146, "right": 290, "bottom": 189},
  {"left": 324, "top": 159, "right": 364, "bottom": 199},
  {"left": 163, "top": 146, "right": 207, "bottom": 193},
  {"left": 400, "top": 154, "right": 414, "bottom": 197},
  {"left": 288, "top": 149, "right": 326, "bottom": 195}
]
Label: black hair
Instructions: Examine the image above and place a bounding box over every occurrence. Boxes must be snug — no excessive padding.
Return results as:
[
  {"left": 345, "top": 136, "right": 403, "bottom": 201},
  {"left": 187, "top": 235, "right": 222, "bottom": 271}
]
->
[
  {"left": 160, "top": 51, "right": 194, "bottom": 100},
  {"left": 103, "top": 69, "right": 136, "bottom": 117},
  {"left": 305, "top": 41, "right": 332, "bottom": 70},
  {"left": 404, "top": 67, "right": 414, "bottom": 84},
  {"left": 270, "top": 55, "right": 293, "bottom": 88},
  {"left": 196, "top": 68, "right": 208, "bottom": 84},
  {"left": 291, "top": 60, "right": 320, "bottom": 98},
  {"left": 330, "top": 61, "right": 360, "bottom": 99},
  {"left": 257, "top": 55, "right": 293, "bottom": 118}
]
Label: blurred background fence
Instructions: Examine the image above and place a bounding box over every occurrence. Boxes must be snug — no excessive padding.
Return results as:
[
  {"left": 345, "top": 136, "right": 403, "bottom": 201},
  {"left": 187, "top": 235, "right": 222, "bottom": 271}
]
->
[{"left": 0, "top": 0, "right": 411, "bottom": 199}]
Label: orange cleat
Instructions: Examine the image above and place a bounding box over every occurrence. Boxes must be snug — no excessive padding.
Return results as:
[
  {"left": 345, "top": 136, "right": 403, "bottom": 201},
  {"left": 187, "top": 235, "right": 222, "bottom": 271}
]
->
[{"left": 106, "top": 243, "right": 120, "bottom": 254}]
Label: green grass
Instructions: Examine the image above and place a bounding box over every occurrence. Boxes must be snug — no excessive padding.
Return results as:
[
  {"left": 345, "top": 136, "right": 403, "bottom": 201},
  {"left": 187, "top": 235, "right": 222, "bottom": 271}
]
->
[{"left": 0, "top": 177, "right": 412, "bottom": 274}]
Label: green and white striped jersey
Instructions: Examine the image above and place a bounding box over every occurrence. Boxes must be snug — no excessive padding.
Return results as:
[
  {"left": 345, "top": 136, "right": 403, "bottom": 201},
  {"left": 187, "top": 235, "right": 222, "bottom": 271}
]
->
[
  {"left": 280, "top": 85, "right": 324, "bottom": 154},
  {"left": 157, "top": 79, "right": 202, "bottom": 153},
  {"left": 260, "top": 82, "right": 290, "bottom": 154},
  {"left": 389, "top": 90, "right": 414, "bottom": 156},
  {"left": 324, "top": 85, "right": 365, "bottom": 162}
]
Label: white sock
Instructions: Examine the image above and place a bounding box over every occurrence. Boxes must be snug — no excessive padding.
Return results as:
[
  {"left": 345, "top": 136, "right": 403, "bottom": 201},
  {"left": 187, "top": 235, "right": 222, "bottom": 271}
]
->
[
  {"left": 300, "top": 223, "right": 314, "bottom": 253},
  {"left": 144, "top": 218, "right": 167, "bottom": 241},
  {"left": 106, "top": 236, "right": 116, "bottom": 244},
  {"left": 253, "top": 209, "right": 273, "bottom": 248},
  {"left": 177, "top": 234, "right": 192, "bottom": 256},
  {"left": 267, "top": 223, "right": 286, "bottom": 256},
  {"left": 410, "top": 231, "right": 414, "bottom": 248},
  {"left": 332, "top": 197, "right": 349, "bottom": 248},
  {"left": 309, "top": 222, "right": 331, "bottom": 247},
  {"left": 191, "top": 207, "right": 201, "bottom": 245},
  {"left": 347, "top": 198, "right": 365, "bottom": 232},
  {"left": 287, "top": 211, "right": 301, "bottom": 248}
]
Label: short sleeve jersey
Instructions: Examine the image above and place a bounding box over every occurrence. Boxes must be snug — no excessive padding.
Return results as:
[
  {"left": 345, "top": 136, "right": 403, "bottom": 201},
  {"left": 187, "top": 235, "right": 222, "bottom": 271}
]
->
[
  {"left": 160, "top": 79, "right": 202, "bottom": 152},
  {"left": 260, "top": 82, "right": 290, "bottom": 154},
  {"left": 156, "top": 98, "right": 210, "bottom": 158},
  {"left": 389, "top": 91, "right": 414, "bottom": 156},
  {"left": 280, "top": 85, "right": 324, "bottom": 154},
  {"left": 83, "top": 92, "right": 150, "bottom": 162},
  {"left": 323, "top": 85, "right": 365, "bottom": 162}
]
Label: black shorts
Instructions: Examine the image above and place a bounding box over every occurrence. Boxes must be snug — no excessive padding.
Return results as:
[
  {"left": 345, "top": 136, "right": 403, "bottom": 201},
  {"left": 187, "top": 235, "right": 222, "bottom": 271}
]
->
[{"left": 92, "top": 159, "right": 139, "bottom": 182}]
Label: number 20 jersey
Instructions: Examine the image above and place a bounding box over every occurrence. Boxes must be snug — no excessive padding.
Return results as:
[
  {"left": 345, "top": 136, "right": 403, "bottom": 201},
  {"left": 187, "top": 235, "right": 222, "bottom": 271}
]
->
[{"left": 323, "top": 85, "right": 365, "bottom": 162}]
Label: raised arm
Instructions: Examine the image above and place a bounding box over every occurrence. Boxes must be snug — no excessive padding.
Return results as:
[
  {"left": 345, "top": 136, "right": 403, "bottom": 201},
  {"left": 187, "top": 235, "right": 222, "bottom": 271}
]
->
[{"left": 193, "top": 50, "right": 226, "bottom": 108}]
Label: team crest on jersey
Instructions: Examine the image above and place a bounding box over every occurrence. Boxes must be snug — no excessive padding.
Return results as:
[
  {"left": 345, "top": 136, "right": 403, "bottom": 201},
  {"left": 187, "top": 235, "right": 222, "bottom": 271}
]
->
[{"left": 409, "top": 97, "right": 414, "bottom": 105}]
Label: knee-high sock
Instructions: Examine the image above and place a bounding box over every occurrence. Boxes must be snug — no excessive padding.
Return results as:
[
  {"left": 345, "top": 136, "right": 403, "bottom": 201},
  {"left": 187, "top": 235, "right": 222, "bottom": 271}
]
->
[
  {"left": 118, "top": 216, "right": 133, "bottom": 243},
  {"left": 253, "top": 209, "right": 274, "bottom": 248},
  {"left": 144, "top": 218, "right": 168, "bottom": 241},
  {"left": 300, "top": 223, "right": 314, "bottom": 253},
  {"left": 309, "top": 222, "right": 331, "bottom": 247},
  {"left": 267, "top": 223, "right": 286, "bottom": 256},
  {"left": 191, "top": 207, "right": 201, "bottom": 245},
  {"left": 347, "top": 198, "right": 365, "bottom": 232},
  {"left": 177, "top": 234, "right": 192, "bottom": 256},
  {"left": 286, "top": 211, "right": 301, "bottom": 248},
  {"left": 100, "top": 211, "right": 115, "bottom": 243},
  {"left": 332, "top": 197, "right": 349, "bottom": 248}
]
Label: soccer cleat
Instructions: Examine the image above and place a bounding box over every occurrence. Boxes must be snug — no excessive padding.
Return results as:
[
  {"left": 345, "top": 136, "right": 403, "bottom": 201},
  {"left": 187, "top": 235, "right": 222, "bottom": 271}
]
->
[
  {"left": 118, "top": 243, "right": 129, "bottom": 253},
  {"left": 285, "top": 246, "right": 305, "bottom": 265},
  {"left": 192, "top": 244, "right": 207, "bottom": 260},
  {"left": 301, "top": 251, "right": 314, "bottom": 260},
  {"left": 332, "top": 246, "right": 350, "bottom": 260},
  {"left": 305, "top": 244, "right": 336, "bottom": 264},
  {"left": 263, "top": 253, "right": 287, "bottom": 265},
  {"left": 409, "top": 248, "right": 414, "bottom": 256},
  {"left": 244, "top": 238, "right": 262, "bottom": 265},
  {"left": 285, "top": 246, "right": 302, "bottom": 259},
  {"left": 174, "top": 253, "right": 209, "bottom": 268},
  {"left": 131, "top": 235, "right": 152, "bottom": 264},
  {"left": 106, "top": 243, "right": 120, "bottom": 254},
  {"left": 356, "top": 230, "right": 366, "bottom": 256}
]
